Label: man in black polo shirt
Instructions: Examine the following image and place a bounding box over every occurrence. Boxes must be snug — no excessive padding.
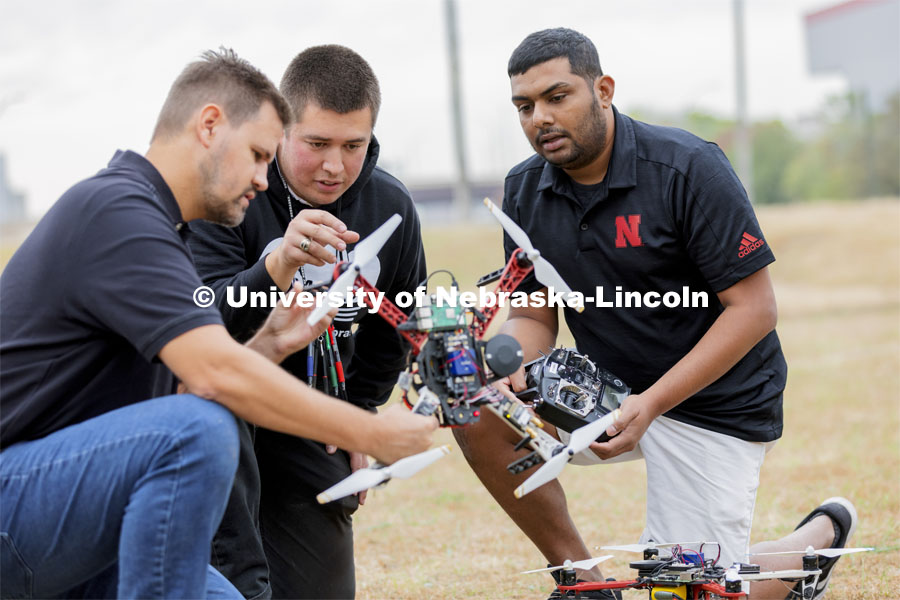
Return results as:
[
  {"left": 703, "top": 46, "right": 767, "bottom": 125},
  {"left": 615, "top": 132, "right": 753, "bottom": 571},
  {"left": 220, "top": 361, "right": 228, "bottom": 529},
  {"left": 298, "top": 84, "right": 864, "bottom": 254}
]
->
[
  {"left": 0, "top": 49, "right": 436, "bottom": 598},
  {"left": 454, "top": 28, "right": 858, "bottom": 600}
]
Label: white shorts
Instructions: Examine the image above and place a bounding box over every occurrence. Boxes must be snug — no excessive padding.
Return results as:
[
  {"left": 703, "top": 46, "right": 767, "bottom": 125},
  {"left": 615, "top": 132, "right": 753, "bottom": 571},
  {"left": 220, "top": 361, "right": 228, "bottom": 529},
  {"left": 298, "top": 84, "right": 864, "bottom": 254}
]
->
[{"left": 558, "top": 415, "right": 775, "bottom": 569}]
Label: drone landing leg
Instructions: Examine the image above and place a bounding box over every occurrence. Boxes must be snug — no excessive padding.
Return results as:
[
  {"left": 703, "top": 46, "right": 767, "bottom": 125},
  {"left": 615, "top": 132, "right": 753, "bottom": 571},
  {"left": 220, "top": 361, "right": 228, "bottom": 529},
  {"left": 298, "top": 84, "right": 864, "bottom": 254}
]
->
[
  {"left": 452, "top": 405, "right": 603, "bottom": 582},
  {"left": 477, "top": 395, "right": 566, "bottom": 474}
]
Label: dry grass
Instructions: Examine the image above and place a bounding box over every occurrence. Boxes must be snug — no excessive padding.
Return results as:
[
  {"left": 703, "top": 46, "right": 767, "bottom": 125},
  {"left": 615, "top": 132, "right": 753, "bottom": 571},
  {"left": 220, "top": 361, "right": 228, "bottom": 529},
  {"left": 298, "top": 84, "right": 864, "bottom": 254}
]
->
[
  {"left": 2, "top": 202, "right": 896, "bottom": 598},
  {"left": 0, "top": 223, "right": 35, "bottom": 266},
  {"left": 353, "top": 200, "right": 900, "bottom": 599}
]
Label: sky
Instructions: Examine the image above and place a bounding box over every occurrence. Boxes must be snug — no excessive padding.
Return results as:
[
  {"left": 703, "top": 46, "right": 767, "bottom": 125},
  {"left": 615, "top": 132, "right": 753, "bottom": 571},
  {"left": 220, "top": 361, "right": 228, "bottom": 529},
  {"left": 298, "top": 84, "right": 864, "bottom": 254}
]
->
[{"left": 0, "top": 0, "right": 849, "bottom": 218}]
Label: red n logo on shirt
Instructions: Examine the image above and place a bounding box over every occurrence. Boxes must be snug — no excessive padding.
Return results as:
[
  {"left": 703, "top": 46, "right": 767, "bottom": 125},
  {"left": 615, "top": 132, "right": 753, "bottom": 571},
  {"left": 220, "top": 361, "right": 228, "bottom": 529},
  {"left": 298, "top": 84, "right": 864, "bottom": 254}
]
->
[{"left": 615, "top": 215, "right": 643, "bottom": 248}]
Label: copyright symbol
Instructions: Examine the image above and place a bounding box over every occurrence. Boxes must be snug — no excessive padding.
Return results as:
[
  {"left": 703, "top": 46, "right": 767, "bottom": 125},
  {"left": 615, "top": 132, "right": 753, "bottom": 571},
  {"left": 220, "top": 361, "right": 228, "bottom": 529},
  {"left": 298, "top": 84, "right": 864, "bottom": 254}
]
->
[{"left": 193, "top": 286, "right": 215, "bottom": 308}]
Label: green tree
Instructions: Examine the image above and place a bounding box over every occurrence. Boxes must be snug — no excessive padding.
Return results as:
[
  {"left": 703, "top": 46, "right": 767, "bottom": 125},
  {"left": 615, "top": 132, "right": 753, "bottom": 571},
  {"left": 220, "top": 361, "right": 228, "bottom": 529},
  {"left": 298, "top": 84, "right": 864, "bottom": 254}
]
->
[
  {"left": 628, "top": 94, "right": 899, "bottom": 202},
  {"left": 751, "top": 120, "right": 799, "bottom": 204},
  {"left": 869, "top": 92, "right": 900, "bottom": 196},
  {"left": 784, "top": 92, "right": 899, "bottom": 201}
]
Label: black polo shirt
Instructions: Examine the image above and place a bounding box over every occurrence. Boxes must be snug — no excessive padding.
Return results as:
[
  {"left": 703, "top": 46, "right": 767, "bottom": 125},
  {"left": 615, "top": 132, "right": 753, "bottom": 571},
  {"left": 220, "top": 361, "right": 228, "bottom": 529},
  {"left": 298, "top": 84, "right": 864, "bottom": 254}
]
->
[
  {"left": 0, "top": 151, "right": 224, "bottom": 448},
  {"left": 503, "top": 107, "right": 786, "bottom": 442}
]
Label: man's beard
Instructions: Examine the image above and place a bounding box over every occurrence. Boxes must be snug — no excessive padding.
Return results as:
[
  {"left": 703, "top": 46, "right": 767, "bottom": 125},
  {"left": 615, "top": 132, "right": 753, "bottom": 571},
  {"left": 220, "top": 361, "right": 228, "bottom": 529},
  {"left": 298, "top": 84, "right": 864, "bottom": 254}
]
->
[
  {"left": 534, "top": 96, "right": 607, "bottom": 170},
  {"left": 200, "top": 155, "right": 249, "bottom": 227}
]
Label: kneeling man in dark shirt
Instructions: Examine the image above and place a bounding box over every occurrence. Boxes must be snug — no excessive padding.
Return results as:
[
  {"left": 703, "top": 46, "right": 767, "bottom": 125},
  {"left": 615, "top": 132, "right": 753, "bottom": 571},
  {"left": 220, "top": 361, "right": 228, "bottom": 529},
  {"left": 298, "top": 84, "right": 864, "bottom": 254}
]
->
[{"left": 0, "top": 48, "right": 435, "bottom": 598}]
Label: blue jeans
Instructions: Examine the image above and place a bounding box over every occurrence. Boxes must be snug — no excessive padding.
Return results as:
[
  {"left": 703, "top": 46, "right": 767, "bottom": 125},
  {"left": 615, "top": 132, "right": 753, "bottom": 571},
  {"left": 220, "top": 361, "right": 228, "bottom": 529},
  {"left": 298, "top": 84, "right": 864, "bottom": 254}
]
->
[{"left": 0, "top": 395, "right": 242, "bottom": 599}]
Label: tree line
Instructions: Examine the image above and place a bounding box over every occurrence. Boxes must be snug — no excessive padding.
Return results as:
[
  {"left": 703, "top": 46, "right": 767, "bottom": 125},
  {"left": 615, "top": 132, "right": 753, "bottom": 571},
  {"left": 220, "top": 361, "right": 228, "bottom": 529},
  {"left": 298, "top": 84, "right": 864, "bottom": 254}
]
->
[{"left": 635, "top": 92, "right": 900, "bottom": 204}]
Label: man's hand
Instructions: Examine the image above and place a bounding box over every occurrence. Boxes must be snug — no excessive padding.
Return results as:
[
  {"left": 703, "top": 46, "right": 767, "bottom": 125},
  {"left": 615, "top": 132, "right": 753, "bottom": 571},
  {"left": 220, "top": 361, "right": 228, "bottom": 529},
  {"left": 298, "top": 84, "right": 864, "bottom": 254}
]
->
[
  {"left": 325, "top": 445, "right": 371, "bottom": 505},
  {"left": 507, "top": 364, "right": 528, "bottom": 393},
  {"left": 491, "top": 363, "right": 528, "bottom": 401},
  {"left": 368, "top": 404, "right": 438, "bottom": 465},
  {"left": 492, "top": 370, "right": 562, "bottom": 442},
  {"left": 246, "top": 283, "right": 336, "bottom": 363},
  {"left": 266, "top": 210, "right": 360, "bottom": 289},
  {"left": 349, "top": 451, "right": 370, "bottom": 504},
  {"left": 587, "top": 393, "right": 653, "bottom": 460}
]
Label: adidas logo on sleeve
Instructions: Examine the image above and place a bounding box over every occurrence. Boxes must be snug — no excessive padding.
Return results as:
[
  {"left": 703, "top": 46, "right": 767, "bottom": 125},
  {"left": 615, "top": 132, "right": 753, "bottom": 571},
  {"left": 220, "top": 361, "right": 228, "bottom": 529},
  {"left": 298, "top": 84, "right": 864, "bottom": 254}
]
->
[{"left": 738, "top": 232, "right": 765, "bottom": 258}]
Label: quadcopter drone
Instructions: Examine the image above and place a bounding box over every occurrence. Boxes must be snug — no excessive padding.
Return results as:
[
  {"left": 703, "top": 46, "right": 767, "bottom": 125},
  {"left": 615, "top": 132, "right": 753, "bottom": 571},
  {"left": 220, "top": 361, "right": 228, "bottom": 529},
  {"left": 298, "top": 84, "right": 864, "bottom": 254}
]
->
[
  {"left": 311, "top": 200, "right": 628, "bottom": 503},
  {"left": 527, "top": 542, "right": 873, "bottom": 599}
]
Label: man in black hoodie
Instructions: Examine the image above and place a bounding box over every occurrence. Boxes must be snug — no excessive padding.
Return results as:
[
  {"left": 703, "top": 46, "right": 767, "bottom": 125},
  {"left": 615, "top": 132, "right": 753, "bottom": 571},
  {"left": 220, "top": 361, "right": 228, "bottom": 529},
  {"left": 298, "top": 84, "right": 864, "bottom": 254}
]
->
[{"left": 190, "top": 45, "right": 426, "bottom": 599}]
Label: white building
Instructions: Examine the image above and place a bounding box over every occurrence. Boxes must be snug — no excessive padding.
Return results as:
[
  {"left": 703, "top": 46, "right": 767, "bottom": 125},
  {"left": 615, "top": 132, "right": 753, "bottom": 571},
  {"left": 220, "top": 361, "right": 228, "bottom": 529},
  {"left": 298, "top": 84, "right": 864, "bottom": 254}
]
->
[{"left": 805, "top": 0, "right": 900, "bottom": 112}]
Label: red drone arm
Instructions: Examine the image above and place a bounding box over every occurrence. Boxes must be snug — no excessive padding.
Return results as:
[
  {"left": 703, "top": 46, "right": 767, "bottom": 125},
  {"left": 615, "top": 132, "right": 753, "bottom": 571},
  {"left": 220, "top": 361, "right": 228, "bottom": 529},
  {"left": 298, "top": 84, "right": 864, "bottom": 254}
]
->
[
  {"left": 336, "top": 248, "right": 533, "bottom": 353},
  {"left": 470, "top": 249, "right": 534, "bottom": 340},
  {"left": 558, "top": 580, "right": 745, "bottom": 598},
  {"left": 354, "top": 273, "right": 428, "bottom": 354}
]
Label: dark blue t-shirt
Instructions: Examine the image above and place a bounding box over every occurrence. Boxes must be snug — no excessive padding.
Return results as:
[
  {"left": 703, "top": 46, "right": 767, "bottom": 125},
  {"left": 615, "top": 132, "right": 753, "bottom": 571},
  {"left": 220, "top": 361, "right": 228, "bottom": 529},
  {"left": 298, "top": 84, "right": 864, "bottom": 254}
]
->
[
  {"left": 503, "top": 107, "right": 786, "bottom": 442},
  {"left": 0, "top": 151, "right": 224, "bottom": 448}
]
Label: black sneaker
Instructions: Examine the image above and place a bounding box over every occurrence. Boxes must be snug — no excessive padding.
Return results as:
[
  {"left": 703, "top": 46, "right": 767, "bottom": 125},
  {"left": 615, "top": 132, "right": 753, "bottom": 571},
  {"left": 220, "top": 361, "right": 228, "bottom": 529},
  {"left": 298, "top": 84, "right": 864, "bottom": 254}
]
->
[
  {"left": 546, "top": 569, "right": 622, "bottom": 600},
  {"left": 789, "top": 496, "right": 858, "bottom": 600}
]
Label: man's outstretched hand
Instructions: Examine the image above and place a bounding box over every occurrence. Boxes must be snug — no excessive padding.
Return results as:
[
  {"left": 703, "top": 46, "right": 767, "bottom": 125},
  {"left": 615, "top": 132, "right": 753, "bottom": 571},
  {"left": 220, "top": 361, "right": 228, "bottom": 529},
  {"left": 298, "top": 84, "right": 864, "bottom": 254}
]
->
[
  {"left": 246, "top": 283, "right": 336, "bottom": 363},
  {"left": 588, "top": 393, "right": 652, "bottom": 460}
]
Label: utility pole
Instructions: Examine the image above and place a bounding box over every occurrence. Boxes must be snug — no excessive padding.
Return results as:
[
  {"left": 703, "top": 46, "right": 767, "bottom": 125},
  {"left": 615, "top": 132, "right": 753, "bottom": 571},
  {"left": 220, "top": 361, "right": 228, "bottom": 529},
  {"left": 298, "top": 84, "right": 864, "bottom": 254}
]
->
[
  {"left": 444, "top": 0, "right": 471, "bottom": 221},
  {"left": 733, "top": 0, "right": 754, "bottom": 202}
]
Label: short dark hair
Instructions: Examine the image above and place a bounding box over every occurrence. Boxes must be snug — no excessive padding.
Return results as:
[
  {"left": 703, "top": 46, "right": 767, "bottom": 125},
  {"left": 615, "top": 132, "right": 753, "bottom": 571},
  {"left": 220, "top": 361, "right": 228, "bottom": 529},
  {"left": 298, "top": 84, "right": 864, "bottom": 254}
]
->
[
  {"left": 508, "top": 28, "right": 603, "bottom": 84},
  {"left": 280, "top": 45, "right": 381, "bottom": 127},
  {"left": 152, "top": 48, "right": 292, "bottom": 141}
]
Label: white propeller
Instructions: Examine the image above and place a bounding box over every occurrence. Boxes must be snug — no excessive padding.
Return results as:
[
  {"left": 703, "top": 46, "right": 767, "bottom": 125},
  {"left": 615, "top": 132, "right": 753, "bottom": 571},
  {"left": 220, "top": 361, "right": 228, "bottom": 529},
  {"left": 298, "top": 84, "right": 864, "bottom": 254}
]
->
[
  {"left": 514, "top": 409, "right": 620, "bottom": 498},
  {"left": 306, "top": 214, "right": 402, "bottom": 325},
  {"left": 749, "top": 545, "right": 873, "bottom": 559},
  {"left": 482, "top": 198, "right": 584, "bottom": 313},
  {"left": 522, "top": 555, "right": 614, "bottom": 574},
  {"left": 599, "top": 544, "right": 657, "bottom": 554},
  {"left": 316, "top": 445, "right": 451, "bottom": 504}
]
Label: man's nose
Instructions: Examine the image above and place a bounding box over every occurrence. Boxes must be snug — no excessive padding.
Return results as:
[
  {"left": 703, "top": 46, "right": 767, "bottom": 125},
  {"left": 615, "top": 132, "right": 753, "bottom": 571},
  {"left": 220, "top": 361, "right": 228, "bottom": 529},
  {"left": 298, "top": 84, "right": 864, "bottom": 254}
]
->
[
  {"left": 532, "top": 102, "right": 554, "bottom": 129},
  {"left": 321, "top": 147, "right": 345, "bottom": 176},
  {"left": 253, "top": 162, "right": 268, "bottom": 191}
]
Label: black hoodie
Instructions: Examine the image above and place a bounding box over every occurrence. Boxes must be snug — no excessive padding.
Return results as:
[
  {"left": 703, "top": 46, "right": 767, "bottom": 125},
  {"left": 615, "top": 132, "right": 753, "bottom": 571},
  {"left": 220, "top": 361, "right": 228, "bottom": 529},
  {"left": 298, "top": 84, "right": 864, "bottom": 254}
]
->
[{"left": 189, "top": 137, "right": 426, "bottom": 409}]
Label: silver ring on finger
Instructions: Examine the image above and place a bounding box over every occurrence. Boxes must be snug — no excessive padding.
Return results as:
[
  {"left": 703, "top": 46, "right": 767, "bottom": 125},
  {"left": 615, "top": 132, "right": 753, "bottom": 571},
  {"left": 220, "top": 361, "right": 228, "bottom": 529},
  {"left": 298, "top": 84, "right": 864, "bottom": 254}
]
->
[{"left": 299, "top": 238, "right": 312, "bottom": 253}]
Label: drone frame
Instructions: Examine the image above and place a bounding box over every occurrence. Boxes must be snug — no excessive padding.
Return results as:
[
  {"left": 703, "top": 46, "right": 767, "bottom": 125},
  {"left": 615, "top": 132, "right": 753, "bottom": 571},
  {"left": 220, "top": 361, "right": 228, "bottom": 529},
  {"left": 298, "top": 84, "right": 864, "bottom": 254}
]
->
[
  {"left": 312, "top": 238, "right": 572, "bottom": 496},
  {"left": 313, "top": 204, "right": 610, "bottom": 502}
]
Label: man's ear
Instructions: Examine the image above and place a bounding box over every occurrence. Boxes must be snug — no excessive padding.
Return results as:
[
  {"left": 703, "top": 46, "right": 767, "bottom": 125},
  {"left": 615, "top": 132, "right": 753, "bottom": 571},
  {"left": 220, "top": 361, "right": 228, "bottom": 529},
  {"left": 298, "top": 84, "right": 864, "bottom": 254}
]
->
[
  {"left": 595, "top": 75, "right": 615, "bottom": 108},
  {"left": 196, "top": 104, "right": 225, "bottom": 149}
]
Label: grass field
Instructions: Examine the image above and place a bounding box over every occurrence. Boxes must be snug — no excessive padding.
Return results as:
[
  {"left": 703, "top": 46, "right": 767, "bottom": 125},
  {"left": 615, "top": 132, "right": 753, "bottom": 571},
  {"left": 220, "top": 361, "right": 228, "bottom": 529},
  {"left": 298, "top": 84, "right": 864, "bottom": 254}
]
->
[
  {"left": 351, "top": 200, "right": 900, "bottom": 599},
  {"left": 2, "top": 200, "right": 897, "bottom": 599}
]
